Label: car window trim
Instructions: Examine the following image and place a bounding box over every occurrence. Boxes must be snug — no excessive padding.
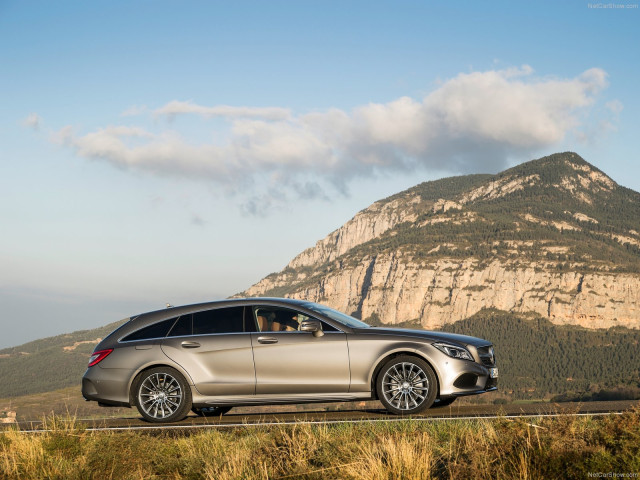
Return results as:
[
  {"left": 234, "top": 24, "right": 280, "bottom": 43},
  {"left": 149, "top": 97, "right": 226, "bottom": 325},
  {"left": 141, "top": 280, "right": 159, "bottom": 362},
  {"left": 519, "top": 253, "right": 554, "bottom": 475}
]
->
[
  {"left": 163, "top": 332, "right": 253, "bottom": 339},
  {"left": 122, "top": 331, "right": 255, "bottom": 343},
  {"left": 119, "top": 303, "right": 347, "bottom": 343}
]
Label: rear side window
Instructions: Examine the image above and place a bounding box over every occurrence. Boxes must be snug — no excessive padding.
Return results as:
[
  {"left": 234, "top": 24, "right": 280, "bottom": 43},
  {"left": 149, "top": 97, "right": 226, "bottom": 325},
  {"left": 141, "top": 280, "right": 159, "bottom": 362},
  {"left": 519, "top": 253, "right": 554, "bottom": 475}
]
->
[
  {"left": 168, "top": 315, "right": 192, "bottom": 337},
  {"left": 193, "top": 306, "right": 245, "bottom": 335},
  {"left": 121, "top": 317, "right": 177, "bottom": 342}
]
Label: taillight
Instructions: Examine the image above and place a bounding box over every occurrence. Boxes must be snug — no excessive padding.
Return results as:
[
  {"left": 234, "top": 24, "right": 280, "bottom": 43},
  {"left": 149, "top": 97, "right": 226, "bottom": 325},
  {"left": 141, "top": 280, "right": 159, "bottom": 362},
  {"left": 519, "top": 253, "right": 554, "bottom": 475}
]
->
[{"left": 88, "top": 349, "right": 113, "bottom": 367}]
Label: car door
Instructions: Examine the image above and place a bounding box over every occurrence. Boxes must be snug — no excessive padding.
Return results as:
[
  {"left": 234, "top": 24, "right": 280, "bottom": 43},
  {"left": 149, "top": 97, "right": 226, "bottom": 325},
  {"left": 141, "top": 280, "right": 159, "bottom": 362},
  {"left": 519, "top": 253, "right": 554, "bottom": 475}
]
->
[
  {"left": 160, "top": 306, "right": 256, "bottom": 396},
  {"left": 250, "top": 305, "right": 350, "bottom": 394}
]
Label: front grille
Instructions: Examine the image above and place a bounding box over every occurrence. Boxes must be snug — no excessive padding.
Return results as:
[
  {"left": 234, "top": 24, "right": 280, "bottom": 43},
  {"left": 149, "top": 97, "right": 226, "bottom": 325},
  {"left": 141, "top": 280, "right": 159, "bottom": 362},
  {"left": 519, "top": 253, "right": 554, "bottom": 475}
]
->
[{"left": 477, "top": 345, "right": 496, "bottom": 367}]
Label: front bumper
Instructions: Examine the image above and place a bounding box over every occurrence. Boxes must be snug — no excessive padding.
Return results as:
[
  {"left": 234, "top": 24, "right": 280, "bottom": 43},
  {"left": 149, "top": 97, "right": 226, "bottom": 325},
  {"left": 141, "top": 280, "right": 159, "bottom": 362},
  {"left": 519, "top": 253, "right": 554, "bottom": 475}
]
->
[{"left": 436, "top": 360, "right": 498, "bottom": 397}]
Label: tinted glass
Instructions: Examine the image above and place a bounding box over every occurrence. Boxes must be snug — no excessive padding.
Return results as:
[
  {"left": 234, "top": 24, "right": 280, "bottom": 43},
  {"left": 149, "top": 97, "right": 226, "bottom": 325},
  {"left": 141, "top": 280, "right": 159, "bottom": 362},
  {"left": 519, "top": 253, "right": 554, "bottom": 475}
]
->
[
  {"left": 167, "top": 315, "right": 192, "bottom": 337},
  {"left": 193, "top": 306, "right": 245, "bottom": 335},
  {"left": 121, "top": 317, "right": 177, "bottom": 342},
  {"left": 302, "top": 303, "right": 370, "bottom": 328},
  {"left": 321, "top": 321, "right": 339, "bottom": 332}
]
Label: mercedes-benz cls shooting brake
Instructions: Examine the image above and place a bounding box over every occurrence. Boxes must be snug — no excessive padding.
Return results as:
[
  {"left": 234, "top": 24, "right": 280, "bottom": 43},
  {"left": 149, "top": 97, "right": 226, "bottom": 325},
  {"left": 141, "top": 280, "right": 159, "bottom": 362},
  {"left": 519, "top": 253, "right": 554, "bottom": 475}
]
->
[{"left": 82, "top": 298, "right": 498, "bottom": 422}]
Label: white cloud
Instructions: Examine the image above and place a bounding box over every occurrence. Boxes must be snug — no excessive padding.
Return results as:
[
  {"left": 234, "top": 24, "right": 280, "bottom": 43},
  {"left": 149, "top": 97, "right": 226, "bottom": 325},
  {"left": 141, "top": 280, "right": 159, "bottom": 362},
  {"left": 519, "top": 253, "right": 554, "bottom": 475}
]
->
[
  {"left": 154, "top": 100, "right": 291, "bottom": 121},
  {"left": 56, "top": 66, "right": 611, "bottom": 211},
  {"left": 23, "top": 112, "right": 42, "bottom": 130}
]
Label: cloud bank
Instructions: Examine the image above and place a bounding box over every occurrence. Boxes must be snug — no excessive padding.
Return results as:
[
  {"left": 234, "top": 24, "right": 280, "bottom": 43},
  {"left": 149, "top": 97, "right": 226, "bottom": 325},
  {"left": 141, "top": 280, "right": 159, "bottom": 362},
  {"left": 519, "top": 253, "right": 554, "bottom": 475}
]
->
[
  {"left": 153, "top": 100, "right": 292, "bottom": 121},
  {"left": 54, "top": 66, "right": 612, "bottom": 212}
]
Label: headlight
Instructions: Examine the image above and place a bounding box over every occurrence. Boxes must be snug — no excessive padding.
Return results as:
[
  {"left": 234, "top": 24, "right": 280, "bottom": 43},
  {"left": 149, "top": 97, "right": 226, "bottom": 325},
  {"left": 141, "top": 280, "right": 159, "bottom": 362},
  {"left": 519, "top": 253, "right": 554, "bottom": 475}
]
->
[{"left": 433, "top": 342, "right": 474, "bottom": 361}]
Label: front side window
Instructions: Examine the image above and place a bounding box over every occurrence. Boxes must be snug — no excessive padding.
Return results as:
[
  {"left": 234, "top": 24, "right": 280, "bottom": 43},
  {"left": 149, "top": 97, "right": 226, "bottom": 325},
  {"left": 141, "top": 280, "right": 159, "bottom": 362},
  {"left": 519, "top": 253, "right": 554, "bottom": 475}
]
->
[
  {"left": 252, "top": 306, "right": 338, "bottom": 332},
  {"left": 302, "top": 302, "right": 370, "bottom": 329}
]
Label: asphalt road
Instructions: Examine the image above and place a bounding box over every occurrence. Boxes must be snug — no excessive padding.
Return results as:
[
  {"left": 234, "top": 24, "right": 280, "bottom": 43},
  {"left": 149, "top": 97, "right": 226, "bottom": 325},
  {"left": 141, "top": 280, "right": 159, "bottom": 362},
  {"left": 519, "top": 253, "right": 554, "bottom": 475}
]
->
[{"left": 8, "top": 400, "right": 639, "bottom": 432}]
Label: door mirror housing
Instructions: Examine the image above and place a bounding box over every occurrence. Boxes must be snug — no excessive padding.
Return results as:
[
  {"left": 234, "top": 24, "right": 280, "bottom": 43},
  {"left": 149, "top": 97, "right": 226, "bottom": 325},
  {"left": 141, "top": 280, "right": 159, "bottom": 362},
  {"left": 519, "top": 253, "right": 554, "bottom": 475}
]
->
[{"left": 300, "top": 319, "right": 324, "bottom": 337}]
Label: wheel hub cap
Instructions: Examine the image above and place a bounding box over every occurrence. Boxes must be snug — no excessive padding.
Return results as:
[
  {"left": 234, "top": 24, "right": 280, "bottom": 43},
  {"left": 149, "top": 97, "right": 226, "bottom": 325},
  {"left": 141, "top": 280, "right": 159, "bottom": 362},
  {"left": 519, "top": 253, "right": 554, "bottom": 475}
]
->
[
  {"left": 381, "top": 362, "right": 429, "bottom": 411},
  {"left": 138, "top": 373, "right": 183, "bottom": 419}
]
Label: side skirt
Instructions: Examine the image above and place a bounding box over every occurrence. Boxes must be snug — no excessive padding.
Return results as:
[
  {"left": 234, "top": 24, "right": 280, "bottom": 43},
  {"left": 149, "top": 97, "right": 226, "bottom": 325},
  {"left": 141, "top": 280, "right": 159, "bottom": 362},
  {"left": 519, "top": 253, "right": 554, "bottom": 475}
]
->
[{"left": 191, "top": 392, "right": 373, "bottom": 408}]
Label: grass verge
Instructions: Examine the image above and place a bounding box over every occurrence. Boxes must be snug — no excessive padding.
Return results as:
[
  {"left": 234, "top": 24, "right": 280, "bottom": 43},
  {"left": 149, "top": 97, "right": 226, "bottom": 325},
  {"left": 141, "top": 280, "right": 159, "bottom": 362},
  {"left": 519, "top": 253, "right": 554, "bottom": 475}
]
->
[{"left": 1, "top": 408, "right": 639, "bottom": 479}]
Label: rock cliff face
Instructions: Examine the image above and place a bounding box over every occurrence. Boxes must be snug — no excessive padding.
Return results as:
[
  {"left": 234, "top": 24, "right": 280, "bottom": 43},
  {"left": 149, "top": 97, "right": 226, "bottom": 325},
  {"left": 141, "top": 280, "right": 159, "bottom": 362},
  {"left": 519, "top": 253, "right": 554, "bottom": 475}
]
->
[
  {"left": 242, "top": 153, "right": 640, "bottom": 330},
  {"left": 288, "top": 195, "right": 421, "bottom": 269},
  {"left": 248, "top": 257, "right": 640, "bottom": 329}
]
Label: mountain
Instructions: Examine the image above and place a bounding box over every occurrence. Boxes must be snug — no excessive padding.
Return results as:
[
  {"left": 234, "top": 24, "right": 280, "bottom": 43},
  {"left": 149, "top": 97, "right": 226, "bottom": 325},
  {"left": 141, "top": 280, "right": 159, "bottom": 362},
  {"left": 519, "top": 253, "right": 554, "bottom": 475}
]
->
[{"left": 241, "top": 152, "right": 640, "bottom": 330}]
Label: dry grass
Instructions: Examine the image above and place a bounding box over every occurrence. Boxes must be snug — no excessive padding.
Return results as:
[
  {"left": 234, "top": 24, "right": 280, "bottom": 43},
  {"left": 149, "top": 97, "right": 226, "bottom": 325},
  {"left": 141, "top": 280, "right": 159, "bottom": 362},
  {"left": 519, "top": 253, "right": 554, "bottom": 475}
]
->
[{"left": 1, "top": 408, "right": 639, "bottom": 479}]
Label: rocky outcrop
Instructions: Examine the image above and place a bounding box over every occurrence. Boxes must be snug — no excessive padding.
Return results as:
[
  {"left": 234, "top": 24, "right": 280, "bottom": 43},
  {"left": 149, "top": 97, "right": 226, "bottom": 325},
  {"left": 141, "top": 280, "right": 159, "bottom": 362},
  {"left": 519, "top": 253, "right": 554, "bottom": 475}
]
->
[
  {"left": 288, "top": 194, "right": 421, "bottom": 269},
  {"left": 245, "top": 256, "right": 640, "bottom": 330}
]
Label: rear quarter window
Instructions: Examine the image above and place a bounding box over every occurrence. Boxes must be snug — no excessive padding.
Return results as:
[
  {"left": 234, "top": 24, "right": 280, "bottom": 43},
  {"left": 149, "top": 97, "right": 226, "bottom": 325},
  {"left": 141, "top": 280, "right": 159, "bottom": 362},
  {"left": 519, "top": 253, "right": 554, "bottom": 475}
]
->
[{"left": 121, "top": 317, "right": 177, "bottom": 342}]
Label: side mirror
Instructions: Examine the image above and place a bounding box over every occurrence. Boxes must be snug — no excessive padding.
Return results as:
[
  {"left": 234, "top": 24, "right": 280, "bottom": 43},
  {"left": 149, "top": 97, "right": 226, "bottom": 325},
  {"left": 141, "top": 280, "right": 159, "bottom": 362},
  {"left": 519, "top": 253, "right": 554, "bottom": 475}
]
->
[{"left": 300, "top": 319, "right": 324, "bottom": 337}]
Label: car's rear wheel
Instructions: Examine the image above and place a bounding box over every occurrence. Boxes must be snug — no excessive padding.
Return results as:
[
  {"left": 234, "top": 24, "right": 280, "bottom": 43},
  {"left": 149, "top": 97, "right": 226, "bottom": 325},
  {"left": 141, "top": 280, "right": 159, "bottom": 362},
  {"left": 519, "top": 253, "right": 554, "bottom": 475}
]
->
[
  {"left": 377, "top": 355, "right": 437, "bottom": 415},
  {"left": 133, "top": 367, "right": 192, "bottom": 423},
  {"left": 192, "top": 406, "right": 232, "bottom": 417}
]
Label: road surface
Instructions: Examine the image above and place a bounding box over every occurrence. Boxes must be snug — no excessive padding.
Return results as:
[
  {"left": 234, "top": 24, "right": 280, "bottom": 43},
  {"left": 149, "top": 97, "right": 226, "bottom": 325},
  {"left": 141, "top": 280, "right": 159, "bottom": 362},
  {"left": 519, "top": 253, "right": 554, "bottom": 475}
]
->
[{"left": 7, "top": 400, "right": 638, "bottom": 432}]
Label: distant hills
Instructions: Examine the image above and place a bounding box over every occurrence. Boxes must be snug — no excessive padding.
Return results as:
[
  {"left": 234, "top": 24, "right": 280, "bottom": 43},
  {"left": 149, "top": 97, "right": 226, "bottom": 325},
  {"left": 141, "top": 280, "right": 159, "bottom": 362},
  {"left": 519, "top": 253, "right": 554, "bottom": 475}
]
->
[
  {"left": 0, "top": 320, "right": 125, "bottom": 398},
  {"left": 242, "top": 152, "right": 640, "bottom": 330}
]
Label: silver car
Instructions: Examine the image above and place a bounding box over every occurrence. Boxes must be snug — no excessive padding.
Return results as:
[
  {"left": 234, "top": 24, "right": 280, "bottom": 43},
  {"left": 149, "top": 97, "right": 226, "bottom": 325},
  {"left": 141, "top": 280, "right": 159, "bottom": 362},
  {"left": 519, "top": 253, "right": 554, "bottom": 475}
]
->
[{"left": 82, "top": 298, "right": 498, "bottom": 422}]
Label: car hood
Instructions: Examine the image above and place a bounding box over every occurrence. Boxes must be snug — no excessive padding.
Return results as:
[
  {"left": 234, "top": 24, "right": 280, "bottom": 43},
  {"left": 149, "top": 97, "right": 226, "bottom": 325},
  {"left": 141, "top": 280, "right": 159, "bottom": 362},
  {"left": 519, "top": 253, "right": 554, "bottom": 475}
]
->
[{"left": 354, "top": 327, "right": 491, "bottom": 347}]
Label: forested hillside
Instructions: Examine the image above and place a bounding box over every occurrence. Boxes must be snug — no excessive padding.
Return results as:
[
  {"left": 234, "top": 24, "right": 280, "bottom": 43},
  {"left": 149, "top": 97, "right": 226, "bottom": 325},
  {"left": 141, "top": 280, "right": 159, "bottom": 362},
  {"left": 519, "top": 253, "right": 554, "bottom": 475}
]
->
[
  {"left": 0, "top": 320, "right": 126, "bottom": 397},
  {"left": 438, "top": 309, "right": 640, "bottom": 401}
]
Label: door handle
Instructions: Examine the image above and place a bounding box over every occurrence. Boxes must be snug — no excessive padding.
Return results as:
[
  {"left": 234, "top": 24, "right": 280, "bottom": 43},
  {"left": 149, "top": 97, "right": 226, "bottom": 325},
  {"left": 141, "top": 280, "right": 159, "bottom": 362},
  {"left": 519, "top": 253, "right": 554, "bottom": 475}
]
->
[
  {"left": 257, "top": 336, "right": 278, "bottom": 344},
  {"left": 181, "top": 341, "right": 201, "bottom": 348}
]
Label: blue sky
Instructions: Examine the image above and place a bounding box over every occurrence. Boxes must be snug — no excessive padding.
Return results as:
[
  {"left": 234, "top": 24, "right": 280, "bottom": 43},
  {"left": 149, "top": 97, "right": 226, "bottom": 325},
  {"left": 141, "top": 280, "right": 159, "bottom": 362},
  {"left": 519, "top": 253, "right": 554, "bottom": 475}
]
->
[{"left": 1, "top": 0, "right": 638, "bottom": 348}]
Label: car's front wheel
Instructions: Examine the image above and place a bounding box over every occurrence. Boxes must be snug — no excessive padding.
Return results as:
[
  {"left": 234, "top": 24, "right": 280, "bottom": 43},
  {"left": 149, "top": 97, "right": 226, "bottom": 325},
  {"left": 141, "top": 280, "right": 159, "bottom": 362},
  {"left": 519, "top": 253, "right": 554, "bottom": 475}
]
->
[
  {"left": 133, "top": 367, "right": 192, "bottom": 423},
  {"left": 376, "top": 355, "right": 437, "bottom": 415}
]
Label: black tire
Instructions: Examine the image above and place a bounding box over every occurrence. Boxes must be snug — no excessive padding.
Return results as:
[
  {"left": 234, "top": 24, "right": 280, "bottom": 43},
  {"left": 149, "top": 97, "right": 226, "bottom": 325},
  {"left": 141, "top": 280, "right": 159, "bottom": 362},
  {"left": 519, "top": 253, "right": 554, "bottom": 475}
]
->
[
  {"left": 133, "top": 366, "right": 192, "bottom": 423},
  {"left": 376, "top": 355, "right": 437, "bottom": 415},
  {"left": 432, "top": 397, "right": 456, "bottom": 408},
  {"left": 192, "top": 406, "right": 232, "bottom": 417}
]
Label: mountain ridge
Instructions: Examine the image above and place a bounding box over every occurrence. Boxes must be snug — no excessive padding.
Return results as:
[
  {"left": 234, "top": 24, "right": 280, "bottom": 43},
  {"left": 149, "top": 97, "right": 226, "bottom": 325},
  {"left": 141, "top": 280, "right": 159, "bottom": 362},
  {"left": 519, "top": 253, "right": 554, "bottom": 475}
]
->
[{"left": 241, "top": 152, "right": 640, "bottom": 330}]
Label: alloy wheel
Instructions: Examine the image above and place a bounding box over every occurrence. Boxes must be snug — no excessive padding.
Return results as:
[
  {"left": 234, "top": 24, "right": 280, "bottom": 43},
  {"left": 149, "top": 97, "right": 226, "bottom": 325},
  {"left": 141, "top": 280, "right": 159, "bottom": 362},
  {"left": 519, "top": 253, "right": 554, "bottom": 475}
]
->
[
  {"left": 381, "top": 361, "right": 430, "bottom": 411},
  {"left": 138, "top": 372, "right": 184, "bottom": 420}
]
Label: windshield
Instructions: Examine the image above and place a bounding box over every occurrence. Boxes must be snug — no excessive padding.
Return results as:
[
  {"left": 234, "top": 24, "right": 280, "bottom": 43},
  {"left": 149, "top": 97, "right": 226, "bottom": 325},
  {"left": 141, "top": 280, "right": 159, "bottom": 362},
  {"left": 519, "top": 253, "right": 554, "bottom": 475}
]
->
[{"left": 303, "top": 303, "right": 371, "bottom": 329}]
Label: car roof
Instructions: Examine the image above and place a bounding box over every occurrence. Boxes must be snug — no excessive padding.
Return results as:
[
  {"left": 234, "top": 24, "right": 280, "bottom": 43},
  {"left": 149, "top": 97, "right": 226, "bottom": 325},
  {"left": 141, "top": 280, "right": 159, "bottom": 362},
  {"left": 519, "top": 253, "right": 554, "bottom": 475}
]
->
[{"left": 131, "top": 297, "right": 311, "bottom": 322}]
